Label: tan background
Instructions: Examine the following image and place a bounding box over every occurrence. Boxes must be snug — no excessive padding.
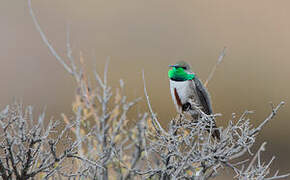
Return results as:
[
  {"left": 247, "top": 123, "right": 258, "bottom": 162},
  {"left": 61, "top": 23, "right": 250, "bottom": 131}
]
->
[{"left": 0, "top": 0, "right": 289, "bottom": 178}]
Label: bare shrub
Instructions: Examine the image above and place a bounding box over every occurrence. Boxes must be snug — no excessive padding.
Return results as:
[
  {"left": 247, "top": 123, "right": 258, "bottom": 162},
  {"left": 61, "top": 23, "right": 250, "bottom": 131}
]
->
[
  {"left": 0, "top": 103, "right": 80, "bottom": 179},
  {"left": 17, "top": 0, "right": 290, "bottom": 179},
  {"left": 135, "top": 100, "right": 288, "bottom": 179}
]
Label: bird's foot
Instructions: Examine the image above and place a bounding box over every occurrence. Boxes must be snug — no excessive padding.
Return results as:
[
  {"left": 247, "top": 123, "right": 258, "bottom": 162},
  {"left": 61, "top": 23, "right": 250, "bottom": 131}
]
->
[{"left": 182, "top": 102, "right": 191, "bottom": 111}]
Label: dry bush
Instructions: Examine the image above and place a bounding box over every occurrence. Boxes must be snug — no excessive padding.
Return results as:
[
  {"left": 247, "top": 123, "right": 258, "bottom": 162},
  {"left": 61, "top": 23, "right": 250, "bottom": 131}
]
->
[
  {"left": 0, "top": 103, "right": 80, "bottom": 179},
  {"left": 2, "top": 0, "right": 285, "bottom": 179}
]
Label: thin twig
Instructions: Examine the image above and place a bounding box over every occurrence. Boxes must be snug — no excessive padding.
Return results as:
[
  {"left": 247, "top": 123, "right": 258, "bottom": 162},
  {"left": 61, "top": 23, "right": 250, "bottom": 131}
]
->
[
  {"left": 204, "top": 47, "right": 226, "bottom": 87},
  {"left": 244, "top": 142, "right": 267, "bottom": 174},
  {"left": 28, "top": 0, "right": 73, "bottom": 75},
  {"left": 251, "top": 101, "right": 285, "bottom": 136},
  {"left": 142, "top": 70, "right": 167, "bottom": 135}
]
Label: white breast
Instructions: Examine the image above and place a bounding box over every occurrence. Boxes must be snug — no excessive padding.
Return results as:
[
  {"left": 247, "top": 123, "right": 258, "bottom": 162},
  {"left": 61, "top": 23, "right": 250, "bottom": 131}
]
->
[{"left": 169, "top": 80, "right": 197, "bottom": 111}]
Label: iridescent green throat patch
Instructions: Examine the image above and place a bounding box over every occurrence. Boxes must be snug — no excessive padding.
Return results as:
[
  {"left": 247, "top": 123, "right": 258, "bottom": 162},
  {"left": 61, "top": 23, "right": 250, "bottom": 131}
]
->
[{"left": 168, "top": 67, "right": 195, "bottom": 81}]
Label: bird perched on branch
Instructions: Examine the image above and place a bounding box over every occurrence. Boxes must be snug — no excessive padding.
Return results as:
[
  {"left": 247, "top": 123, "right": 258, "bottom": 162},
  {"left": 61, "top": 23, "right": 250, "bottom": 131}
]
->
[{"left": 168, "top": 61, "right": 220, "bottom": 140}]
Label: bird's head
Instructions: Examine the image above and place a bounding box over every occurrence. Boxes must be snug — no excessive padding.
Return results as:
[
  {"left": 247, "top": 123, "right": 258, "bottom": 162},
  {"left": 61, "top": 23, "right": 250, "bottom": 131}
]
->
[{"left": 168, "top": 61, "right": 195, "bottom": 81}]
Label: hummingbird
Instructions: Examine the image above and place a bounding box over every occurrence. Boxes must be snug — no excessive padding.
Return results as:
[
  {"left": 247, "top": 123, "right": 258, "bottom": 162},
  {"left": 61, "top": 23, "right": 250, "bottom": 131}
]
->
[{"left": 168, "top": 61, "right": 220, "bottom": 140}]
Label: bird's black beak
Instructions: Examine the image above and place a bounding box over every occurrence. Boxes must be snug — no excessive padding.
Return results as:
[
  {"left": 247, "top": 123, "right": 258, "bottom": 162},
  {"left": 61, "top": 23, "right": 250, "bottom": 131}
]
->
[{"left": 168, "top": 64, "right": 177, "bottom": 68}]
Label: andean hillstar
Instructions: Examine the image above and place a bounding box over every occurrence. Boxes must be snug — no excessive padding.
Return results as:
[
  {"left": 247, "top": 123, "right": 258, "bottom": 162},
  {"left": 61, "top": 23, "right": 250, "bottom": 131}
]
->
[{"left": 168, "top": 61, "right": 220, "bottom": 140}]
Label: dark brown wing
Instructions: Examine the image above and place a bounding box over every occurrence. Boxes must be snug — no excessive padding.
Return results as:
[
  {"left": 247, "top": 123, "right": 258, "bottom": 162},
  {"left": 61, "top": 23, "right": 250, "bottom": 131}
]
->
[
  {"left": 193, "top": 77, "right": 220, "bottom": 140},
  {"left": 193, "top": 77, "right": 213, "bottom": 115}
]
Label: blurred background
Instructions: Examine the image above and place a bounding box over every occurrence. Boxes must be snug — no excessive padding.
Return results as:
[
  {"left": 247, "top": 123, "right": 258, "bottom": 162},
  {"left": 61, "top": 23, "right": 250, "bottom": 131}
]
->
[{"left": 0, "top": 0, "right": 289, "bottom": 179}]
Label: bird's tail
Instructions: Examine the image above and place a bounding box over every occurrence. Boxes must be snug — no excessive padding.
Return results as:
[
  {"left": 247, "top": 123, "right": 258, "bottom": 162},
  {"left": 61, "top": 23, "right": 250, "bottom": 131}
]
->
[
  {"left": 205, "top": 117, "right": 220, "bottom": 140},
  {"left": 191, "top": 113, "right": 220, "bottom": 141},
  {"left": 210, "top": 125, "right": 220, "bottom": 141}
]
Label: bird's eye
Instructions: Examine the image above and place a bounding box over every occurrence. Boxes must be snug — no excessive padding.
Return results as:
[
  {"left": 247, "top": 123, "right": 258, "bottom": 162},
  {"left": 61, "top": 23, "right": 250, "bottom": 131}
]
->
[{"left": 181, "top": 67, "right": 187, "bottom": 70}]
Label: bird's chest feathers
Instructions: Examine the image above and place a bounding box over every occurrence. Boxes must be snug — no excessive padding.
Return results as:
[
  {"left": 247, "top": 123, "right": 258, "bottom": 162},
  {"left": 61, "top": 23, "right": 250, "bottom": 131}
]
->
[{"left": 170, "top": 80, "right": 197, "bottom": 106}]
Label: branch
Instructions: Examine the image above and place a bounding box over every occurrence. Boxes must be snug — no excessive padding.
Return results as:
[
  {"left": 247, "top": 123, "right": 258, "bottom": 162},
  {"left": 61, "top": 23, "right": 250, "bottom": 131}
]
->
[
  {"left": 142, "top": 70, "right": 167, "bottom": 135},
  {"left": 250, "top": 101, "right": 285, "bottom": 136},
  {"left": 244, "top": 142, "right": 267, "bottom": 174},
  {"left": 204, "top": 47, "right": 226, "bottom": 87},
  {"left": 28, "top": 0, "right": 73, "bottom": 75}
]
